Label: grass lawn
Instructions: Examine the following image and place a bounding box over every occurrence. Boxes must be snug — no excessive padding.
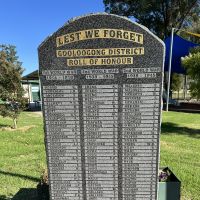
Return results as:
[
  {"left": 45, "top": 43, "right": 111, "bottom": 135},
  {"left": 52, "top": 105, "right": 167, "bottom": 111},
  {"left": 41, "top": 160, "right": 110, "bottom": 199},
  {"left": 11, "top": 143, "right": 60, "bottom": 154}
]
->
[
  {"left": 161, "top": 111, "right": 200, "bottom": 200},
  {"left": 0, "top": 111, "right": 199, "bottom": 199},
  {"left": 0, "top": 112, "right": 46, "bottom": 199}
]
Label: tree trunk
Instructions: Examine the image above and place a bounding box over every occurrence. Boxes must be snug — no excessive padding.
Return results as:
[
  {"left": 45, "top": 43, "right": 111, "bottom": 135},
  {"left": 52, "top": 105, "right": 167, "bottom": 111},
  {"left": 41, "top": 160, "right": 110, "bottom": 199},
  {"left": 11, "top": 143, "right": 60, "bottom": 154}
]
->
[{"left": 13, "top": 118, "right": 17, "bottom": 129}]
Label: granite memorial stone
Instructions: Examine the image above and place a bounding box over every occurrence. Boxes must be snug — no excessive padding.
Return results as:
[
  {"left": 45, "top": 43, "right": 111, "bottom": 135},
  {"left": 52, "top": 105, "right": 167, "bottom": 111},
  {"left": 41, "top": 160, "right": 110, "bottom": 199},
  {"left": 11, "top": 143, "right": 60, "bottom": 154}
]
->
[{"left": 38, "top": 13, "right": 165, "bottom": 200}]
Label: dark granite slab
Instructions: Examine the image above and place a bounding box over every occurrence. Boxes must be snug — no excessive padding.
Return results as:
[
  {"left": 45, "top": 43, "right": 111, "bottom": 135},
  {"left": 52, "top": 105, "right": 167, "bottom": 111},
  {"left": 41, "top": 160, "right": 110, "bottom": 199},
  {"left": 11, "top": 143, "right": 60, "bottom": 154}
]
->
[{"left": 39, "top": 13, "right": 165, "bottom": 200}]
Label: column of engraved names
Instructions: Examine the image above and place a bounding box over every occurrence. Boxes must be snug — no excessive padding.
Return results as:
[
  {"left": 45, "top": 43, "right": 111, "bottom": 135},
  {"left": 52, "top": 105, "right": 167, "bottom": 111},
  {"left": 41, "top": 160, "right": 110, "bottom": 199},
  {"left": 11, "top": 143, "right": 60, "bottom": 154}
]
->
[
  {"left": 83, "top": 85, "right": 119, "bottom": 200},
  {"left": 122, "top": 84, "right": 160, "bottom": 200},
  {"left": 43, "top": 85, "right": 82, "bottom": 200},
  {"left": 151, "top": 83, "right": 160, "bottom": 199}
]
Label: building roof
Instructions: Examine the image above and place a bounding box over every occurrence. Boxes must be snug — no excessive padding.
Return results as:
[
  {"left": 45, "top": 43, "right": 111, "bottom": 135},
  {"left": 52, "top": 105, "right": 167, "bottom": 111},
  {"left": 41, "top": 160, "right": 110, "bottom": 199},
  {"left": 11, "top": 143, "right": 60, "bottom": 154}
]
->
[{"left": 22, "top": 70, "right": 39, "bottom": 80}]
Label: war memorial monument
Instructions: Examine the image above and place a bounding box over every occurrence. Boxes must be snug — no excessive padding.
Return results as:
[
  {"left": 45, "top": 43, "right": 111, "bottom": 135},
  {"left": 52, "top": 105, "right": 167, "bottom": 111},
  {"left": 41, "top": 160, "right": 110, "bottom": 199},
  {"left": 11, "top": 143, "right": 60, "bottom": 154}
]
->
[{"left": 39, "top": 13, "right": 165, "bottom": 200}]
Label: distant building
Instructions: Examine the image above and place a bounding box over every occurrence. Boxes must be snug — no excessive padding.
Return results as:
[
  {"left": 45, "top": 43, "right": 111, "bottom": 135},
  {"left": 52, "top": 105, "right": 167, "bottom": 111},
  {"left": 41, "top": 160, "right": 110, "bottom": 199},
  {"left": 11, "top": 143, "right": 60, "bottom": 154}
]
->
[{"left": 22, "top": 70, "right": 41, "bottom": 111}]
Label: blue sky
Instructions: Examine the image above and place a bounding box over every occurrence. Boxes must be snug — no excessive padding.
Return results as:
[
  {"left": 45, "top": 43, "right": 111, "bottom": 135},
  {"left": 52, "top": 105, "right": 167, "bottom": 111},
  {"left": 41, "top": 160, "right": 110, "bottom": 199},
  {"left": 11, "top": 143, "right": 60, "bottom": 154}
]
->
[{"left": 0, "top": 0, "right": 104, "bottom": 75}]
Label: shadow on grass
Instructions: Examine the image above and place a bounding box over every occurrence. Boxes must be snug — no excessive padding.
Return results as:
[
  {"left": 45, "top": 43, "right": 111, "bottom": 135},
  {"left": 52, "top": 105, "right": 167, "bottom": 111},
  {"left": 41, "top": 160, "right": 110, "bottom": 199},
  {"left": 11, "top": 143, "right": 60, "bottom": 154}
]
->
[
  {"left": 0, "top": 171, "right": 41, "bottom": 199},
  {"left": 0, "top": 195, "right": 9, "bottom": 200},
  {"left": 161, "top": 122, "right": 200, "bottom": 138},
  {"left": 0, "top": 124, "right": 11, "bottom": 129},
  {"left": 12, "top": 188, "right": 38, "bottom": 200},
  {"left": 0, "top": 170, "right": 40, "bottom": 182}
]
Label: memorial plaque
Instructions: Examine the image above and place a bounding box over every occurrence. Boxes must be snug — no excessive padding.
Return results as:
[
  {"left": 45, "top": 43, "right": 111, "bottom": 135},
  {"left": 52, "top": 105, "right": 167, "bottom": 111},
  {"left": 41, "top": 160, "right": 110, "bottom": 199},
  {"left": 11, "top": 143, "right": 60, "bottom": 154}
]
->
[{"left": 39, "top": 13, "right": 164, "bottom": 200}]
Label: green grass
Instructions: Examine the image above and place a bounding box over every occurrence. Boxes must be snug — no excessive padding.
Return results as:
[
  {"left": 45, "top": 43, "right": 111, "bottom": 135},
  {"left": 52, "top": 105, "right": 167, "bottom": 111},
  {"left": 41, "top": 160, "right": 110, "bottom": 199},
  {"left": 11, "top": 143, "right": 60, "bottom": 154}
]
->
[
  {"left": 161, "top": 111, "right": 200, "bottom": 200},
  {"left": 0, "top": 112, "right": 46, "bottom": 199},
  {"left": 0, "top": 111, "right": 200, "bottom": 199}
]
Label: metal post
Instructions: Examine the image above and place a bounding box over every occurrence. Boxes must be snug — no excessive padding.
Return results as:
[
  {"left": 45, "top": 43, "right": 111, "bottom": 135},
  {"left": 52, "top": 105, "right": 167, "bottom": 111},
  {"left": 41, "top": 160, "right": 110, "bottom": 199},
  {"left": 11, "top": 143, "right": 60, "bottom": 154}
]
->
[
  {"left": 166, "top": 28, "right": 175, "bottom": 111},
  {"left": 38, "top": 70, "right": 43, "bottom": 111}
]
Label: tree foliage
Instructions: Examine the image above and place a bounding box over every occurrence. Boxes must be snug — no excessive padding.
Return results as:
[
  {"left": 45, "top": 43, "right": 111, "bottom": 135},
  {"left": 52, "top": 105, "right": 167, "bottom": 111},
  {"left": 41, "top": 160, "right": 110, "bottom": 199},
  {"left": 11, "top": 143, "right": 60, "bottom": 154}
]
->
[
  {"left": 0, "top": 45, "right": 26, "bottom": 128},
  {"left": 104, "top": 0, "right": 200, "bottom": 39},
  {"left": 179, "top": 19, "right": 200, "bottom": 44},
  {"left": 190, "top": 46, "right": 200, "bottom": 54},
  {"left": 182, "top": 47, "right": 200, "bottom": 100},
  {"left": 171, "top": 73, "right": 182, "bottom": 92}
]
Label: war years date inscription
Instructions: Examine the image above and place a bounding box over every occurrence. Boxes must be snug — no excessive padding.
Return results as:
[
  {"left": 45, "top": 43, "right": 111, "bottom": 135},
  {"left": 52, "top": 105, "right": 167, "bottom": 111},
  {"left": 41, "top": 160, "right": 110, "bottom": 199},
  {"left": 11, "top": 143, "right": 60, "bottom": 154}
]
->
[{"left": 39, "top": 13, "right": 164, "bottom": 200}]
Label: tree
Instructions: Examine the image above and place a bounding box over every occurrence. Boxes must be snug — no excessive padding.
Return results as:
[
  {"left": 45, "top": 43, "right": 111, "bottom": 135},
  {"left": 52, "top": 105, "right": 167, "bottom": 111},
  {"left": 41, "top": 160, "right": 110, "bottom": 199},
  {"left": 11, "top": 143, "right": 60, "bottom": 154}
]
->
[
  {"left": 104, "top": 0, "right": 200, "bottom": 39},
  {"left": 0, "top": 45, "right": 26, "bottom": 129},
  {"left": 190, "top": 46, "right": 200, "bottom": 54},
  {"left": 179, "top": 18, "right": 200, "bottom": 44},
  {"left": 181, "top": 47, "right": 200, "bottom": 100},
  {"left": 171, "top": 73, "right": 182, "bottom": 99}
]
